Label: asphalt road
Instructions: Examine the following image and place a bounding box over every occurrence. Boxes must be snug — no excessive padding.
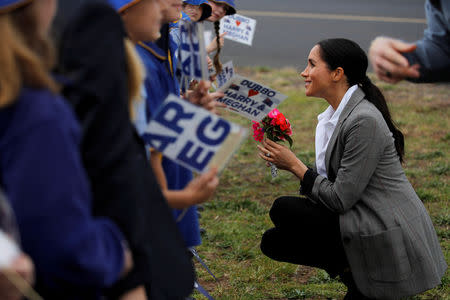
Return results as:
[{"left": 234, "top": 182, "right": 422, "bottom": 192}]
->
[{"left": 205, "top": 0, "right": 427, "bottom": 68}]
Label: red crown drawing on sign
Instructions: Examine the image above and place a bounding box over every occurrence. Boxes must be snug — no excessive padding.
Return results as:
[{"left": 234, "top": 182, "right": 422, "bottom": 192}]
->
[
  {"left": 248, "top": 89, "right": 259, "bottom": 97},
  {"left": 236, "top": 20, "right": 241, "bottom": 26}
]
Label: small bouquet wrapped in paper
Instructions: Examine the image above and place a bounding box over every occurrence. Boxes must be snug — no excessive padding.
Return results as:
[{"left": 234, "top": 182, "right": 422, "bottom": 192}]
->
[{"left": 252, "top": 109, "right": 293, "bottom": 177}]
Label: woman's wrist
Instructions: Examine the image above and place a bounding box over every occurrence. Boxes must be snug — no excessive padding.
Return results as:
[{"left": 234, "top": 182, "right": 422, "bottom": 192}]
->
[{"left": 290, "top": 158, "right": 308, "bottom": 180}]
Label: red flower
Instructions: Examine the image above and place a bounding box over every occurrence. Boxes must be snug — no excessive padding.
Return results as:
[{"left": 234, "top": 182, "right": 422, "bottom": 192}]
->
[{"left": 251, "top": 109, "right": 293, "bottom": 148}]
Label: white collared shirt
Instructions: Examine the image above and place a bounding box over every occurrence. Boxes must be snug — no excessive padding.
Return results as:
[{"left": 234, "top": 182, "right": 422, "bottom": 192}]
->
[{"left": 315, "top": 85, "right": 358, "bottom": 178}]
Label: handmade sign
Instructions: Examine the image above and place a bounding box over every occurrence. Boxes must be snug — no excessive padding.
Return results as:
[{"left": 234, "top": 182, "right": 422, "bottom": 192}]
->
[
  {"left": 220, "top": 14, "right": 257, "bottom": 46},
  {"left": 217, "top": 75, "right": 288, "bottom": 121},
  {"left": 0, "top": 230, "right": 19, "bottom": 268},
  {"left": 178, "top": 20, "right": 209, "bottom": 81},
  {"left": 216, "top": 61, "right": 234, "bottom": 88},
  {"left": 140, "top": 94, "right": 248, "bottom": 173}
]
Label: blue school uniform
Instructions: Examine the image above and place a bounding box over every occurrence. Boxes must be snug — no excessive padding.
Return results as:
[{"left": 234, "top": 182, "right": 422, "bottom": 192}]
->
[
  {"left": 136, "top": 33, "right": 201, "bottom": 248},
  {"left": 0, "top": 87, "right": 125, "bottom": 299},
  {"left": 0, "top": 0, "right": 30, "bottom": 12}
]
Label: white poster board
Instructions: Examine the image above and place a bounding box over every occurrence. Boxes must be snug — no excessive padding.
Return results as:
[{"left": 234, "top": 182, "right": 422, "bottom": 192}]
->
[
  {"left": 179, "top": 20, "right": 209, "bottom": 81},
  {"left": 217, "top": 75, "right": 288, "bottom": 121},
  {"left": 0, "top": 230, "right": 19, "bottom": 268},
  {"left": 220, "top": 14, "right": 257, "bottom": 46},
  {"left": 216, "top": 61, "right": 234, "bottom": 88},
  {"left": 140, "top": 94, "right": 248, "bottom": 173}
]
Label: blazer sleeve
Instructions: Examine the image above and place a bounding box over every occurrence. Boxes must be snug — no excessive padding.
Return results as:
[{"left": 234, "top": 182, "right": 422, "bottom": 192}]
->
[
  {"left": 4, "top": 118, "right": 124, "bottom": 289},
  {"left": 307, "top": 111, "right": 389, "bottom": 213}
]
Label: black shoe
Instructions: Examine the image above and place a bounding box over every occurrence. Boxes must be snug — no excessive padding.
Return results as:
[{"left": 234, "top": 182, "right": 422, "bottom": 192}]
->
[
  {"left": 197, "top": 205, "right": 205, "bottom": 212},
  {"left": 200, "top": 228, "right": 207, "bottom": 235}
]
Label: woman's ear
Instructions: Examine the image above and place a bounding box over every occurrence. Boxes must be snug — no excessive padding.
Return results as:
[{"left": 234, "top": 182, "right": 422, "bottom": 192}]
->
[{"left": 332, "top": 67, "right": 345, "bottom": 82}]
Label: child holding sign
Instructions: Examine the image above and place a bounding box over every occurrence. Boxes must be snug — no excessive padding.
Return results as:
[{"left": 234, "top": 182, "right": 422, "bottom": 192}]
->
[
  {"left": 115, "top": 0, "right": 222, "bottom": 253},
  {"left": 183, "top": 0, "right": 212, "bottom": 22},
  {"left": 206, "top": 0, "right": 237, "bottom": 75}
]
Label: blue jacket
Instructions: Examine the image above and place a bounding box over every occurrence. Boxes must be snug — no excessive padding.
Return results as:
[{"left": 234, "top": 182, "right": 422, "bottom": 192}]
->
[
  {"left": 0, "top": 88, "right": 125, "bottom": 299},
  {"left": 404, "top": 0, "right": 450, "bottom": 82},
  {"left": 136, "top": 33, "right": 201, "bottom": 248},
  {"left": 169, "top": 11, "right": 191, "bottom": 48}
]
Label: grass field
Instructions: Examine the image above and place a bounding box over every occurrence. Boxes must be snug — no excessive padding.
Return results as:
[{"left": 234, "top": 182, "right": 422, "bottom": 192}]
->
[{"left": 193, "top": 67, "right": 449, "bottom": 300}]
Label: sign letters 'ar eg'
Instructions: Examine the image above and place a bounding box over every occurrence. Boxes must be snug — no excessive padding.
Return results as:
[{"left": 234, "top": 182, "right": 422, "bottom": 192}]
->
[
  {"left": 217, "top": 75, "right": 288, "bottom": 122},
  {"left": 178, "top": 20, "right": 209, "bottom": 81},
  {"left": 220, "top": 14, "right": 257, "bottom": 46},
  {"left": 141, "top": 94, "right": 248, "bottom": 174}
]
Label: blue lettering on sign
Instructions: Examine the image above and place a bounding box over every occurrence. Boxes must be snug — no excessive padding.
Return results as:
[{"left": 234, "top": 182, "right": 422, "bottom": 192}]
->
[
  {"left": 141, "top": 133, "right": 177, "bottom": 152},
  {"left": 197, "top": 116, "right": 230, "bottom": 146},
  {"left": 180, "top": 25, "right": 191, "bottom": 51},
  {"left": 182, "top": 56, "right": 192, "bottom": 76},
  {"left": 155, "top": 102, "right": 194, "bottom": 134},
  {"left": 180, "top": 22, "right": 203, "bottom": 79},
  {"left": 177, "top": 141, "right": 214, "bottom": 170},
  {"left": 192, "top": 52, "right": 202, "bottom": 78}
]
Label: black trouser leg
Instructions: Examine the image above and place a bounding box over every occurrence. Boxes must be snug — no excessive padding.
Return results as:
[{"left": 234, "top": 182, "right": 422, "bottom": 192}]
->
[{"left": 260, "top": 196, "right": 348, "bottom": 277}]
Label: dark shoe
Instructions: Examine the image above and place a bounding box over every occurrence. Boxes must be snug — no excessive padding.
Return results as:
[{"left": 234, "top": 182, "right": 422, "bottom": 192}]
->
[{"left": 199, "top": 228, "right": 207, "bottom": 235}]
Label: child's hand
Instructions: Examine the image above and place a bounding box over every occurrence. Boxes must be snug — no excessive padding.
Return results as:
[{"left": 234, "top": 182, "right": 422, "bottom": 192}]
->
[
  {"left": 206, "top": 32, "right": 227, "bottom": 54},
  {"left": 187, "top": 81, "right": 224, "bottom": 114},
  {"left": 0, "top": 254, "right": 34, "bottom": 300},
  {"left": 185, "top": 168, "right": 219, "bottom": 205}
]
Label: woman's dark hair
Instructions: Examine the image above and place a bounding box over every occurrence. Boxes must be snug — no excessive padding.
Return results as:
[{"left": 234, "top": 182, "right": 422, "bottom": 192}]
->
[
  {"left": 317, "top": 38, "right": 405, "bottom": 163},
  {"left": 213, "top": 20, "right": 222, "bottom": 75}
]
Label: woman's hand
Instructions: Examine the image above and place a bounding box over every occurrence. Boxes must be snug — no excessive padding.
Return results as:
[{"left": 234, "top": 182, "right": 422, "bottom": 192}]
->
[{"left": 257, "top": 139, "right": 308, "bottom": 180}]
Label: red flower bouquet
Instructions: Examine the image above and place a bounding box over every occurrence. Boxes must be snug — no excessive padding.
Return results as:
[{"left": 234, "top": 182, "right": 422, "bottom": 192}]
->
[
  {"left": 252, "top": 109, "right": 293, "bottom": 177},
  {"left": 252, "top": 109, "right": 293, "bottom": 147}
]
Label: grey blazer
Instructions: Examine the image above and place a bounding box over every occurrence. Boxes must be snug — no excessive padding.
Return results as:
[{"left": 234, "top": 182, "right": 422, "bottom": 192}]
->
[{"left": 308, "top": 88, "right": 447, "bottom": 299}]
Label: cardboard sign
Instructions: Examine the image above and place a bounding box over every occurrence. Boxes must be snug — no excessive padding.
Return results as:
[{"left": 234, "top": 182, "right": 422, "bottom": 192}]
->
[
  {"left": 179, "top": 20, "right": 209, "bottom": 81},
  {"left": 220, "top": 14, "right": 257, "bottom": 46},
  {"left": 203, "top": 30, "right": 213, "bottom": 48},
  {"left": 0, "top": 230, "right": 19, "bottom": 268},
  {"left": 217, "top": 61, "right": 234, "bottom": 88},
  {"left": 217, "top": 75, "right": 288, "bottom": 121},
  {"left": 140, "top": 94, "right": 248, "bottom": 173}
]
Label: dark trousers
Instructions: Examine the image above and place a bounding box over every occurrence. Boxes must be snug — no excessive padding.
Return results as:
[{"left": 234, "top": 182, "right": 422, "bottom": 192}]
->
[{"left": 260, "top": 196, "right": 348, "bottom": 277}]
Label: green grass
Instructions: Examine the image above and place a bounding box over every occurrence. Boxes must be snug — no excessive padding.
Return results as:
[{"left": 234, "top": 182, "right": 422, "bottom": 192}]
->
[{"left": 193, "top": 67, "right": 450, "bottom": 299}]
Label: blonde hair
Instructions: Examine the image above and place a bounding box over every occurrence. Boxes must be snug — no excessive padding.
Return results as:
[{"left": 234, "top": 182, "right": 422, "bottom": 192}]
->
[
  {"left": 0, "top": 6, "right": 58, "bottom": 108},
  {"left": 124, "top": 37, "right": 146, "bottom": 119}
]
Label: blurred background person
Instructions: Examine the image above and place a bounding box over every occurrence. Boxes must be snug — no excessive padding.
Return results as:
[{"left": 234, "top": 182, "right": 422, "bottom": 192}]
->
[
  {"left": 369, "top": 0, "right": 449, "bottom": 83},
  {"left": 0, "top": 0, "right": 132, "bottom": 299}
]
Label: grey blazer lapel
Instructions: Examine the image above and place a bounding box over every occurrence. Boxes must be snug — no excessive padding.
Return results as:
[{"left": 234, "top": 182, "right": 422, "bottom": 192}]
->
[{"left": 324, "top": 88, "right": 366, "bottom": 177}]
